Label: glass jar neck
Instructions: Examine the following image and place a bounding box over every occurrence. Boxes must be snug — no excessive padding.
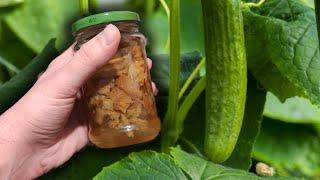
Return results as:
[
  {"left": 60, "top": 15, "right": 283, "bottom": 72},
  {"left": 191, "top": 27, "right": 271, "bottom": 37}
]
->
[{"left": 74, "top": 21, "right": 139, "bottom": 50}]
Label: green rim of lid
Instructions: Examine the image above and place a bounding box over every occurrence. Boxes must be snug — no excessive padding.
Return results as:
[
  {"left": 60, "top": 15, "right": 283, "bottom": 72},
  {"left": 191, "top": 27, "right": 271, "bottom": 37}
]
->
[{"left": 72, "top": 11, "right": 140, "bottom": 32}]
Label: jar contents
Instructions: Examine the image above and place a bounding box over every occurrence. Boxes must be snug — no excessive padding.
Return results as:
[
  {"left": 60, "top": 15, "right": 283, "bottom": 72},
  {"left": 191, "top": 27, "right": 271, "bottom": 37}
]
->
[{"left": 84, "top": 35, "right": 161, "bottom": 148}]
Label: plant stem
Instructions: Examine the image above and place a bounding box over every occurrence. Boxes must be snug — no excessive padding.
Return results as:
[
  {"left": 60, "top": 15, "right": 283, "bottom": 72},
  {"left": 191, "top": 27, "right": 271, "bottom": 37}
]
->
[
  {"left": 179, "top": 137, "right": 205, "bottom": 158},
  {"left": 159, "top": 0, "right": 170, "bottom": 20},
  {"left": 79, "top": 0, "right": 90, "bottom": 16},
  {"left": 315, "top": 0, "right": 320, "bottom": 48},
  {"left": 179, "top": 59, "right": 205, "bottom": 100},
  {"left": 161, "top": 0, "right": 181, "bottom": 153},
  {"left": 159, "top": 0, "right": 170, "bottom": 51},
  {"left": 241, "top": 0, "right": 266, "bottom": 9},
  {"left": 176, "top": 76, "right": 206, "bottom": 133}
]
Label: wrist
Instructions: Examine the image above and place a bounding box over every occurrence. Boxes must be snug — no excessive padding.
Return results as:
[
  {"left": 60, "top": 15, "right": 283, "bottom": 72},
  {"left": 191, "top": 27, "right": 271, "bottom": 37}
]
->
[{"left": 0, "top": 142, "right": 15, "bottom": 179}]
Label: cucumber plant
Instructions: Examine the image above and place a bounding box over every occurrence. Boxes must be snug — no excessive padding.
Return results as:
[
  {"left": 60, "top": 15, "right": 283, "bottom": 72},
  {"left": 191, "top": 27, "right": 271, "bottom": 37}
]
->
[{"left": 1, "top": 0, "right": 320, "bottom": 179}]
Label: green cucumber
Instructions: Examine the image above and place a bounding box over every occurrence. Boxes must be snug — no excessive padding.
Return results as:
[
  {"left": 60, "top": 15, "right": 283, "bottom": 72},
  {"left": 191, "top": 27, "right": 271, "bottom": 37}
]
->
[
  {"left": 202, "top": 0, "right": 247, "bottom": 163},
  {"left": 0, "top": 39, "right": 58, "bottom": 114}
]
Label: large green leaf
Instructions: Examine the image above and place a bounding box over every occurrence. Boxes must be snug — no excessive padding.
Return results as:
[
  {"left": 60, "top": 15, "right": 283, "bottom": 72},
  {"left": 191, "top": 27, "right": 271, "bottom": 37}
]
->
[
  {"left": 41, "top": 147, "right": 124, "bottom": 180},
  {"left": 94, "top": 150, "right": 188, "bottom": 180},
  {"left": 0, "top": 21, "right": 34, "bottom": 74},
  {"left": 150, "top": 51, "right": 201, "bottom": 96},
  {"left": 264, "top": 92, "right": 320, "bottom": 124},
  {"left": 144, "top": 0, "right": 204, "bottom": 54},
  {"left": 0, "top": 39, "right": 58, "bottom": 114},
  {"left": 224, "top": 75, "right": 267, "bottom": 170},
  {"left": 94, "top": 148, "right": 292, "bottom": 179},
  {"left": 253, "top": 118, "right": 320, "bottom": 178},
  {"left": 300, "top": 0, "right": 314, "bottom": 7},
  {"left": 244, "top": 0, "right": 320, "bottom": 104},
  {"left": 144, "top": 10, "right": 169, "bottom": 54},
  {"left": 171, "top": 148, "right": 294, "bottom": 180},
  {"left": 0, "top": 0, "right": 23, "bottom": 8},
  {"left": 4, "top": 0, "right": 80, "bottom": 53},
  {"left": 41, "top": 144, "right": 160, "bottom": 180},
  {"left": 179, "top": 94, "right": 205, "bottom": 153}
]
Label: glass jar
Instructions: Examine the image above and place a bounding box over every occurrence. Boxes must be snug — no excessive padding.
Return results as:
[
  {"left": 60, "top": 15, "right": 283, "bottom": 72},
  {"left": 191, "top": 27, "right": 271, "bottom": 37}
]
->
[{"left": 72, "top": 11, "right": 161, "bottom": 148}]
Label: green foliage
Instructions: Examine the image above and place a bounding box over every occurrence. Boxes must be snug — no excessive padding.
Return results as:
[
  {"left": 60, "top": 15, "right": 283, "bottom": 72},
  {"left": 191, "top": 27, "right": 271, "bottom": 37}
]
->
[
  {"left": 150, "top": 51, "right": 202, "bottom": 96},
  {"left": 264, "top": 92, "right": 320, "bottom": 124},
  {"left": 161, "top": 0, "right": 181, "bottom": 152},
  {"left": 4, "top": 0, "right": 79, "bottom": 53},
  {"left": 95, "top": 148, "right": 292, "bottom": 180},
  {"left": 0, "top": 20, "right": 34, "bottom": 82},
  {"left": 41, "top": 147, "right": 125, "bottom": 180},
  {"left": 94, "top": 150, "right": 187, "bottom": 180},
  {"left": 300, "top": 0, "right": 315, "bottom": 7},
  {"left": 253, "top": 118, "right": 320, "bottom": 178},
  {"left": 0, "top": 39, "right": 57, "bottom": 113},
  {"left": 0, "top": 0, "right": 24, "bottom": 8},
  {"left": 144, "top": 0, "right": 204, "bottom": 54},
  {"left": 244, "top": 0, "right": 320, "bottom": 104},
  {"left": 316, "top": 0, "right": 320, "bottom": 46},
  {"left": 224, "top": 74, "right": 267, "bottom": 170}
]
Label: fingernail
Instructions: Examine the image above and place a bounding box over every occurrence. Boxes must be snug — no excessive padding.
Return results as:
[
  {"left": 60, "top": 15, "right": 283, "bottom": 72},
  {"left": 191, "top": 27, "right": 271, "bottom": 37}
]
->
[{"left": 101, "top": 24, "right": 118, "bottom": 45}]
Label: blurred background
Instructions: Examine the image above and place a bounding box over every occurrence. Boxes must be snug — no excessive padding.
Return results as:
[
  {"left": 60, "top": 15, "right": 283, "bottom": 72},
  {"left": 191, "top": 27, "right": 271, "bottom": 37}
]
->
[{"left": 0, "top": 0, "right": 319, "bottom": 179}]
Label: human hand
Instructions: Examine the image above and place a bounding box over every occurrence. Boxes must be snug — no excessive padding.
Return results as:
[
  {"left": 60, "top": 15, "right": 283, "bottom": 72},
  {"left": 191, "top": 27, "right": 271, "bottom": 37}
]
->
[{"left": 0, "top": 24, "right": 157, "bottom": 179}]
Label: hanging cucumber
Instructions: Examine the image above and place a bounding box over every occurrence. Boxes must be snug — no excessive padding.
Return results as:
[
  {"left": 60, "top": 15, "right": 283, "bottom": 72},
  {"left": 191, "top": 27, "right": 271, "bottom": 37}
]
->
[{"left": 202, "top": 0, "right": 247, "bottom": 163}]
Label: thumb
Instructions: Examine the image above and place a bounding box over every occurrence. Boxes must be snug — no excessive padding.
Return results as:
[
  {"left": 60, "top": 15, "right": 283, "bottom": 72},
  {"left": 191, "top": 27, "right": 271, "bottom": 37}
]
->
[{"left": 49, "top": 24, "right": 121, "bottom": 97}]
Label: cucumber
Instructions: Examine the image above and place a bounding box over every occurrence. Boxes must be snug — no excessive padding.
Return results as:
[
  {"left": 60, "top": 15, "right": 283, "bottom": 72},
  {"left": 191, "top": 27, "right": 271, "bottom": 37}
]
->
[
  {"left": 202, "top": 0, "right": 247, "bottom": 163},
  {"left": 0, "top": 40, "right": 58, "bottom": 114}
]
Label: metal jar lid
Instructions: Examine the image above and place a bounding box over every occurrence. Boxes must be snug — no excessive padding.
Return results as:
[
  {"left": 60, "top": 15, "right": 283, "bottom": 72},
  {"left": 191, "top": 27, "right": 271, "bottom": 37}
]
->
[{"left": 72, "top": 11, "right": 140, "bottom": 32}]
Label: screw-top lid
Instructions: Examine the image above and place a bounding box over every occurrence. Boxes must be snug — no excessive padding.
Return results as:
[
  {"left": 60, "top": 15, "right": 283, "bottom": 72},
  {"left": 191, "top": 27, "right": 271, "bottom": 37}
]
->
[{"left": 72, "top": 11, "right": 140, "bottom": 32}]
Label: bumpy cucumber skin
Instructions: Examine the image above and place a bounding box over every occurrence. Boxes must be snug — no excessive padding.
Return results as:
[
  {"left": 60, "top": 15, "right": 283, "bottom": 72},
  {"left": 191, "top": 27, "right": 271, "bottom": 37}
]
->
[{"left": 202, "top": 0, "right": 247, "bottom": 163}]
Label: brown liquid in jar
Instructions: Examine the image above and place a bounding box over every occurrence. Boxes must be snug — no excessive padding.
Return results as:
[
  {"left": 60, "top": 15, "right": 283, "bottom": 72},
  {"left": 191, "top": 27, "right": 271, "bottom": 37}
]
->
[{"left": 78, "top": 23, "right": 161, "bottom": 148}]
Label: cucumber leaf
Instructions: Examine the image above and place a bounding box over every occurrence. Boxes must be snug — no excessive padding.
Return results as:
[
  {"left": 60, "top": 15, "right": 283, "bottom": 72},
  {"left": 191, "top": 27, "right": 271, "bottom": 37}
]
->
[
  {"left": 299, "top": 0, "right": 314, "bottom": 7},
  {"left": 4, "top": 0, "right": 80, "bottom": 53},
  {"left": 0, "top": 0, "right": 24, "bottom": 8},
  {"left": 40, "top": 145, "right": 154, "bottom": 180},
  {"left": 144, "top": 10, "right": 169, "bottom": 54},
  {"left": 144, "top": 0, "right": 204, "bottom": 54},
  {"left": 264, "top": 92, "right": 320, "bottom": 124},
  {"left": 94, "top": 147, "right": 295, "bottom": 179},
  {"left": 253, "top": 118, "right": 320, "bottom": 178},
  {"left": 94, "top": 150, "right": 188, "bottom": 180},
  {"left": 40, "top": 147, "right": 124, "bottom": 180},
  {"left": 244, "top": 0, "right": 320, "bottom": 104},
  {"left": 224, "top": 74, "right": 267, "bottom": 170},
  {"left": 0, "top": 21, "right": 34, "bottom": 74},
  {"left": 150, "top": 51, "right": 202, "bottom": 96},
  {"left": 171, "top": 148, "right": 259, "bottom": 180},
  {"left": 170, "top": 148, "right": 295, "bottom": 180},
  {"left": 180, "top": 93, "right": 205, "bottom": 153}
]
